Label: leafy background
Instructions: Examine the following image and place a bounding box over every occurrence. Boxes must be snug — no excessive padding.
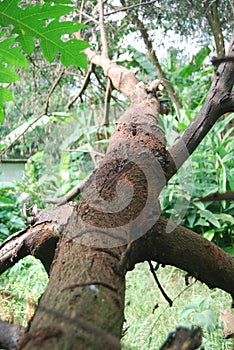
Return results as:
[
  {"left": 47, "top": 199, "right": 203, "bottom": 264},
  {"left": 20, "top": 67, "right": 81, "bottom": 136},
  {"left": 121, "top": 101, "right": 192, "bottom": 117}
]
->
[{"left": 0, "top": 0, "right": 233, "bottom": 349}]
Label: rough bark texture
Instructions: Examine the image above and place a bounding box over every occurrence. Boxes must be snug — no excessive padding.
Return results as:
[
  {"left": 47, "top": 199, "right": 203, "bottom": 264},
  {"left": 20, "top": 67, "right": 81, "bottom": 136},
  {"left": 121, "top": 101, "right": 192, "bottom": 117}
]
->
[
  {"left": 0, "top": 28, "right": 234, "bottom": 350},
  {"left": 15, "top": 84, "right": 168, "bottom": 349},
  {"left": 205, "top": 0, "right": 225, "bottom": 56},
  {"left": 0, "top": 320, "right": 24, "bottom": 350},
  {"left": 18, "top": 239, "right": 124, "bottom": 350},
  {"left": 128, "top": 217, "right": 234, "bottom": 298},
  {"left": 160, "top": 327, "right": 202, "bottom": 350}
]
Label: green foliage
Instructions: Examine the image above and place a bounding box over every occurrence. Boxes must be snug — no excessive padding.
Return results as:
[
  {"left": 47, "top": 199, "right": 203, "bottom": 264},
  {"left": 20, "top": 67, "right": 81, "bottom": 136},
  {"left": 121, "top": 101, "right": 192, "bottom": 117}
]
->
[
  {"left": 0, "top": 0, "right": 89, "bottom": 122},
  {"left": 160, "top": 113, "right": 234, "bottom": 255},
  {"left": 122, "top": 263, "right": 232, "bottom": 350},
  {"left": 15, "top": 109, "right": 115, "bottom": 200},
  {"left": 0, "top": 182, "right": 26, "bottom": 241},
  {"left": 178, "top": 46, "right": 211, "bottom": 78},
  {"left": 0, "top": 0, "right": 88, "bottom": 64},
  {"left": 0, "top": 33, "right": 28, "bottom": 121},
  {"left": 0, "top": 256, "right": 48, "bottom": 325}
]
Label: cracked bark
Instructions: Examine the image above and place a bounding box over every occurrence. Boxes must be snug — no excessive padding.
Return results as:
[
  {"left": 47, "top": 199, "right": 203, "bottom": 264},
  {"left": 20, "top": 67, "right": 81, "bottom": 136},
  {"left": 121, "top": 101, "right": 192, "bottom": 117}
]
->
[{"left": 0, "top": 30, "right": 234, "bottom": 350}]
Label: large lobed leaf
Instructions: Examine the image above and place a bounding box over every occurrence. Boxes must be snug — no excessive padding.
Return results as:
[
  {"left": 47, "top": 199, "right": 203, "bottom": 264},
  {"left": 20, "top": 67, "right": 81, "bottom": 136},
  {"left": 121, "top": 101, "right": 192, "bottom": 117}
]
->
[
  {"left": 0, "top": 0, "right": 89, "bottom": 68},
  {"left": 0, "top": 0, "right": 89, "bottom": 122}
]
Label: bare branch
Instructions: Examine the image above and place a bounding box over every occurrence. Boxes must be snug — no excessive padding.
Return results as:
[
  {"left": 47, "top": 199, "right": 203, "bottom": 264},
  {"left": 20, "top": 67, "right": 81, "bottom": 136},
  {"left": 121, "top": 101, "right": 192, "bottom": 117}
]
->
[
  {"left": 0, "top": 112, "right": 45, "bottom": 157},
  {"left": 44, "top": 172, "right": 92, "bottom": 206},
  {"left": 103, "top": 77, "right": 112, "bottom": 125},
  {"left": 128, "top": 216, "right": 234, "bottom": 300},
  {"left": 44, "top": 66, "right": 65, "bottom": 115},
  {"left": 65, "top": 64, "right": 94, "bottom": 110},
  {"left": 148, "top": 261, "right": 173, "bottom": 306},
  {"left": 196, "top": 191, "right": 234, "bottom": 202},
  {"left": 0, "top": 320, "right": 25, "bottom": 350},
  {"left": 104, "top": 0, "right": 158, "bottom": 17},
  {"left": 120, "top": 0, "right": 182, "bottom": 112},
  {"left": 78, "top": 0, "right": 85, "bottom": 23},
  {"left": 0, "top": 66, "right": 65, "bottom": 157},
  {"left": 98, "top": 0, "right": 109, "bottom": 58},
  {"left": 167, "top": 31, "right": 234, "bottom": 178},
  {"left": 75, "top": 9, "right": 99, "bottom": 25}
]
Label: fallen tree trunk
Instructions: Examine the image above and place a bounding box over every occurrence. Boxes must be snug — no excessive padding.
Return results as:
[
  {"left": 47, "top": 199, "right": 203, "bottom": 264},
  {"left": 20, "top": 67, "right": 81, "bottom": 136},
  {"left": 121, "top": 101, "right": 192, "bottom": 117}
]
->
[{"left": 0, "top": 30, "right": 234, "bottom": 350}]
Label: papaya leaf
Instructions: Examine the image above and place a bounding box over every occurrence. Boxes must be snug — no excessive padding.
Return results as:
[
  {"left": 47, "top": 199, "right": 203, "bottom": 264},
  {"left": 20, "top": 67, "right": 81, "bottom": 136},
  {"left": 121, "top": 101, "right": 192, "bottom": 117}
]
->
[
  {"left": 0, "top": 0, "right": 89, "bottom": 68},
  {"left": 0, "top": 87, "right": 13, "bottom": 104},
  {"left": 0, "top": 36, "right": 28, "bottom": 67},
  {"left": 0, "top": 63, "right": 19, "bottom": 82}
]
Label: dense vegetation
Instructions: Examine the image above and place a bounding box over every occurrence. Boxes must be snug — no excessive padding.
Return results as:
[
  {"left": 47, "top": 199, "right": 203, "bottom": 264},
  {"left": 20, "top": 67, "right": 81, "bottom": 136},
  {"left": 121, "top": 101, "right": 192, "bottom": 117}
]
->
[{"left": 0, "top": 1, "right": 233, "bottom": 349}]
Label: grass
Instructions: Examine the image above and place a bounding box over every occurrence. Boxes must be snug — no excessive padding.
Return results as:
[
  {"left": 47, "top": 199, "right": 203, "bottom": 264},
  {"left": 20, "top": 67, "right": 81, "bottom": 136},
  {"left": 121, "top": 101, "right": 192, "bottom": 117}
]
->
[
  {"left": 0, "top": 256, "right": 48, "bottom": 326},
  {"left": 0, "top": 257, "right": 232, "bottom": 349},
  {"left": 122, "top": 262, "right": 233, "bottom": 350}
]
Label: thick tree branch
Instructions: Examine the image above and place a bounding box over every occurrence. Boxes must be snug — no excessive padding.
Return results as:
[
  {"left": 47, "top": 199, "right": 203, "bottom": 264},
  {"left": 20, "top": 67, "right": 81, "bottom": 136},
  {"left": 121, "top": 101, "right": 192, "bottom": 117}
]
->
[
  {"left": 0, "top": 205, "right": 73, "bottom": 274},
  {"left": 127, "top": 216, "right": 234, "bottom": 300},
  {"left": 1, "top": 208, "right": 233, "bottom": 300},
  {"left": 167, "top": 31, "right": 234, "bottom": 178},
  {"left": 160, "top": 327, "right": 202, "bottom": 350},
  {"left": 0, "top": 320, "right": 25, "bottom": 350},
  {"left": 83, "top": 47, "right": 140, "bottom": 100},
  {"left": 204, "top": 0, "right": 225, "bottom": 56}
]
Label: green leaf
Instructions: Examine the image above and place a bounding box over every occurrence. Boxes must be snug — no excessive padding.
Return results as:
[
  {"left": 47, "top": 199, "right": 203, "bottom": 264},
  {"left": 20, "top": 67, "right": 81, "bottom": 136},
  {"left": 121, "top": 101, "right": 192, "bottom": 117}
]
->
[
  {"left": 194, "top": 310, "right": 216, "bottom": 332},
  {"left": 0, "top": 223, "right": 9, "bottom": 236},
  {"left": 0, "top": 195, "right": 15, "bottom": 205},
  {"left": 0, "top": 36, "right": 28, "bottom": 67},
  {"left": 222, "top": 246, "right": 234, "bottom": 257},
  {"left": 203, "top": 230, "right": 215, "bottom": 241},
  {"left": 178, "top": 46, "right": 211, "bottom": 78},
  {"left": 0, "top": 107, "right": 4, "bottom": 124},
  {"left": 200, "top": 209, "right": 221, "bottom": 228},
  {"left": 60, "top": 40, "right": 88, "bottom": 69},
  {"left": 0, "top": 0, "right": 89, "bottom": 67},
  {"left": 0, "top": 87, "right": 13, "bottom": 104},
  {"left": 0, "top": 63, "right": 19, "bottom": 82},
  {"left": 214, "top": 213, "right": 234, "bottom": 225},
  {"left": 194, "top": 218, "right": 209, "bottom": 227},
  {"left": 0, "top": 87, "right": 13, "bottom": 124}
]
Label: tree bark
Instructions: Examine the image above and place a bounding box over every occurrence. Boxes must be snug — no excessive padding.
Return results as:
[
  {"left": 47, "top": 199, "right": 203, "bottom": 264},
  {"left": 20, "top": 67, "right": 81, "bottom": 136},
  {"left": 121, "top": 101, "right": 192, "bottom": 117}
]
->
[
  {"left": 0, "top": 27, "right": 234, "bottom": 350},
  {"left": 204, "top": 0, "right": 225, "bottom": 57},
  {"left": 119, "top": 0, "right": 183, "bottom": 113}
]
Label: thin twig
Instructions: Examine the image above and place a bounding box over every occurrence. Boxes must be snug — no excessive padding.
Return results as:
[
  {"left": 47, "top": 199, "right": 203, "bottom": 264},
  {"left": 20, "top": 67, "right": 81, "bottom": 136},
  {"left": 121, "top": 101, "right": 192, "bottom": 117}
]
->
[
  {"left": 98, "top": 0, "right": 109, "bottom": 58},
  {"left": 103, "top": 77, "right": 112, "bottom": 125},
  {"left": 1, "top": 68, "right": 66, "bottom": 157},
  {"left": 64, "top": 149, "right": 105, "bottom": 157},
  {"left": 44, "top": 172, "right": 92, "bottom": 205},
  {"left": 78, "top": 0, "right": 85, "bottom": 23},
  {"left": 148, "top": 261, "right": 173, "bottom": 307},
  {"left": 44, "top": 67, "right": 66, "bottom": 114},
  {"left": 75, "top": 9, "right": 99, "bottom": 25},
  {"left": 0, "top": 112, "right": 46, "bottom": 157},
  {"left": 65, "top": 64, "right": 93, "bottom": 110},
  {"left": 104, "top": 0, "right": 158, "bottom": 16}
]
